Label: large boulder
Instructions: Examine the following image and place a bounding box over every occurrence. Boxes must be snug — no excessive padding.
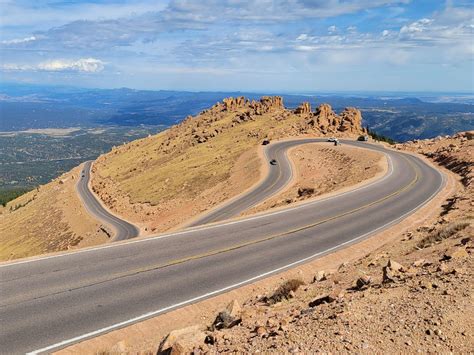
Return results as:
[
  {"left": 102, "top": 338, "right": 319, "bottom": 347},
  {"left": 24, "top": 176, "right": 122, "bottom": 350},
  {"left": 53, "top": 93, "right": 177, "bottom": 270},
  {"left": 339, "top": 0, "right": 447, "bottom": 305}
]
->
[{"left": 158, "top": 325, "right": 206, "bottom": 354}]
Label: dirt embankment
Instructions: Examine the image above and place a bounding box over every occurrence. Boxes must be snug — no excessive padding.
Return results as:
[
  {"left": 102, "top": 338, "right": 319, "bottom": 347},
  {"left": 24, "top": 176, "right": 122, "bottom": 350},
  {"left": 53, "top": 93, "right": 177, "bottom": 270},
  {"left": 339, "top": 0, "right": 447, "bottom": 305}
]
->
[
  {"left": 0, "top": 165, "right": 110, "bottom": 261},
  {"left": 244, "top": 144, "right": 385, "bottom": 216},
  {"left": 59, "top": 132, "right": 472, "bottom": 354}
]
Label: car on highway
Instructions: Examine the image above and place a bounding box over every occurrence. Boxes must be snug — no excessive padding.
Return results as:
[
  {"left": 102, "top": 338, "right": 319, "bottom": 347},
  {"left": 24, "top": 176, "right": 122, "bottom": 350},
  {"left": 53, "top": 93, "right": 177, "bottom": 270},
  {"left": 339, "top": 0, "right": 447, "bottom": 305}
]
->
[
  {"left": 327, "top": 137, "right": 337, "bottom": 142},
  {"left": 358, "top": 135, "right": 369, "bottom": 141},
  {"left": 270, "top": 159, "right": 277, "bottom": 165}
]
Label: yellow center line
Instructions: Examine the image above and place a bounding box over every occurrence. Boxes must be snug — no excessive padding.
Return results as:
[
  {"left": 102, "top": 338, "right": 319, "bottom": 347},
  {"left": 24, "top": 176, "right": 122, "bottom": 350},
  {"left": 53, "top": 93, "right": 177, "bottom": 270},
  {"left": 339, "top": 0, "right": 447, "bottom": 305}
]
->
[{"left": 9, "top": 156, "right": 421, "bottom": 304}]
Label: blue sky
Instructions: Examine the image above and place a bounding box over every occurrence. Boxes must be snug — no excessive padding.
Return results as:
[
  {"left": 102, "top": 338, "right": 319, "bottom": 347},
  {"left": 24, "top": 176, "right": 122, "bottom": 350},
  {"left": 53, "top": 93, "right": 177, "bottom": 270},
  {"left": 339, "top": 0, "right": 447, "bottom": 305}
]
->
[{"left": 1, "top": 0, "right": 473, "bottom": 92}]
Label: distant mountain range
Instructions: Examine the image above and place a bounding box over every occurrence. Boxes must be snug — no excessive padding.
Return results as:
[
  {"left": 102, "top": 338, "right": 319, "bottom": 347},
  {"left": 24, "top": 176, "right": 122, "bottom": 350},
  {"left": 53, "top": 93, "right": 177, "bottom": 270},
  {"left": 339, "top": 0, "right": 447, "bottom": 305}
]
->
[{"left": 1, "top": 83, "right": 472, "bottom": 142}]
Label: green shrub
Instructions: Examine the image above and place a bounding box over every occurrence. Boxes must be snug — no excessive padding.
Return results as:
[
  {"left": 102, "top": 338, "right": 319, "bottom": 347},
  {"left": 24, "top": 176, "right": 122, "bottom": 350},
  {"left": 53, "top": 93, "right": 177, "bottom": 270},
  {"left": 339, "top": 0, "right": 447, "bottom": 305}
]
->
[{"left": 0, "top": 187, "right": 32, "bottom": 207}]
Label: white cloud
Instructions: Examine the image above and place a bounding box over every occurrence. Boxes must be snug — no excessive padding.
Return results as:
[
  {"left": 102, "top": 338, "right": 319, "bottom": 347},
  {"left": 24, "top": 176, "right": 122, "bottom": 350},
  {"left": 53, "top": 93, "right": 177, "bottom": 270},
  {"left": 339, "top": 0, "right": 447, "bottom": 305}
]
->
[
  {"left": 328, "top": 25, "right": 337, "bottom": 34},
  {"left": 2, "top": 58, "right": 105, "bottom": 73},
  {"left": 399, "top": 18, "right": 434, "bottom": 38},
  {"left": 296, "top": 34, "right": 309, "bottom": 41},
  {"left": 38, "top": 58, "right": 104, "bottom": 72},
  {"left": 1, "top": 35, "right": 37, "bottom": 44}
]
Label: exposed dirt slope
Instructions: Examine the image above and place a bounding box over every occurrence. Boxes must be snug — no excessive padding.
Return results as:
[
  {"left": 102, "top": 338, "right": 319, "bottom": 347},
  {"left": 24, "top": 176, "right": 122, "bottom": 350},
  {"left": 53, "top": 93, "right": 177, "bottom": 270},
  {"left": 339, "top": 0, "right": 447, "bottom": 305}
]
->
[
  {"left": 0, "top": 165, "right": 110, "bottom": 261},
  {"left": 92, "top": 96, "right": 365, "bottom": 234},
  {"left": 244, "top": 144, "right": 385, "bottom": 215}
]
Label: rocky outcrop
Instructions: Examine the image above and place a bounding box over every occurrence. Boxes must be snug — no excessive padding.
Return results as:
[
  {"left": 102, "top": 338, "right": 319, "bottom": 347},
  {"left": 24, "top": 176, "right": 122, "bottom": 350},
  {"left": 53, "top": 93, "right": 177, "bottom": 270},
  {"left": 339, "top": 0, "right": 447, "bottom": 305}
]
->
[
  {"left": 223, "top": 96, "right": 247, "bottom": 111},
  {"left": 339, "top": 107, "right": 363, "bottom": 133},
  {"left": 308, "top": 104, "right": 363, "bottom": 134},
  {"left": 249, "top": 96, "right": 284, "bottom": 115},
  {"left": 310, "top": 104, "right": 338, "bottom": 132},
  {"left": 221, "top": 96, "right": 283, "bottom": 115},
  {"left": 294, "top": 102, "right": 311, "bottom": 115}
]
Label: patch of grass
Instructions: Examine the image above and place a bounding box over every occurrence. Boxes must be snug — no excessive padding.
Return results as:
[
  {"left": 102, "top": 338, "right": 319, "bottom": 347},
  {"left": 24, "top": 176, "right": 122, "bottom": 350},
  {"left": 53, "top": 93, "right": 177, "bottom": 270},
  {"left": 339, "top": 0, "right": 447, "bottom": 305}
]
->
[
  {"left": 266, "top": 279, "right": 305, "bottom": 305},
  {"left": 95, "top": 108, "right": 308, "bottom": 205},
  {"left": 417, "top": 221, "right": 470, "bottom": 248},
  {"left": 0, "top": 187, "right": 32, "bottom": 207},
  {"left": 366, "top": 126, "right": 396, "bottom": 145}
]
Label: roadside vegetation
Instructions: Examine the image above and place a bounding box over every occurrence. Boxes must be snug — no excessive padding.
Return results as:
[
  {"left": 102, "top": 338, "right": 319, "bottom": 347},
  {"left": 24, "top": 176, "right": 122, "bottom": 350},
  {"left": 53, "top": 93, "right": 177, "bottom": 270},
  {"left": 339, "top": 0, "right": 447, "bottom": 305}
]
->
[
  {"left": 365, "top": 126, "right": 397, "bottom": 145},
  {"left": 0, "top": 187, "right": 32, "bottom": 207}
]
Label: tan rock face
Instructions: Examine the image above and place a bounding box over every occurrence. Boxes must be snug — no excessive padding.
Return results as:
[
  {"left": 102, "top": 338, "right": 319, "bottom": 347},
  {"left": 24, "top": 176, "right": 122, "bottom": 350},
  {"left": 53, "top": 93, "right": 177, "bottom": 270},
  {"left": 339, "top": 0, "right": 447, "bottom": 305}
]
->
[
  {"left": 310, "top": 103, "right": 363, "bottom": 134},
  {"left": 294, "top": 102, "right": 311, "bottom": 115},
  {"left": 223, "top": 96, "right": 247, "bottom": 111},
  {"left": 339, "top": 107, "right": 363, "bottom": 133},
  {"left": 221, "top": 96, "right": 283, "bottom": 115}
]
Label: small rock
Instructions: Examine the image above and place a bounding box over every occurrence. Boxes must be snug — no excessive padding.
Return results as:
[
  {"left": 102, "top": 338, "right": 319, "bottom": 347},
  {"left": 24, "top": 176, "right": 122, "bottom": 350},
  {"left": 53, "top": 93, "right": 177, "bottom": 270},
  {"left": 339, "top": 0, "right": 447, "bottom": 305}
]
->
[
  {"left": 387, "top": 259, "right": 405, "bottom": 272},
  {"left": 338, "top": 262, "right": 349, "bottom": 272},
  {"left": 419, "top": 280, "right": 432, "bottom": 289},
  {"left": 212, "top": 300, "right": 242, "bottom": 330},
  {"left": 413, "top": 259, "right": 428, "bottom": 267},
  {"left": 309, "top": 288, "right": 345, "bottom": 307},
  {"left": 256, "top": 326, "right": 267, "bottom": 337},
  {"left": 158, "top": 325, "right": 206, "bottom": 354},
  {"left": 313, "top": 270, "right": 327, "bottom": 282},
  {"left": 355, "top": 275, "right": 372, "bottom": 289},
  {"left": 442, "top": 247, "right": 469, "bottom": 261}
]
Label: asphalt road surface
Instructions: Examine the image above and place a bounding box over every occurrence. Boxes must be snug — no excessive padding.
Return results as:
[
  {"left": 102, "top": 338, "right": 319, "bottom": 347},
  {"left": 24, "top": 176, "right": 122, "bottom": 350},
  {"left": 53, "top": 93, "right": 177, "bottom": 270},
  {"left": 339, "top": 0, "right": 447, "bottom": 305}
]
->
[
  {"left": 76, "top": 161, "right": 139, "bottom": 241},
  {"left": 189, "top": 139, "right": 298, "bottom": 226},
  {"left": 0, "top": 140, "right": 444, "bottom": 354}
]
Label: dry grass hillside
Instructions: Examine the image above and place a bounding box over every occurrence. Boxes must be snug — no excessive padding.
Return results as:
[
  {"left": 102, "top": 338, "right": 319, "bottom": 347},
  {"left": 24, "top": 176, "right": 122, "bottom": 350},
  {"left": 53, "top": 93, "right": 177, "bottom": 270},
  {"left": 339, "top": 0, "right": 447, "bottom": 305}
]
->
[
  {"left": 92, "top": 96, "right": 365, "bottom": 233},
  {"left": 0, "top": 165, "right": 109, "bottom": 261}
]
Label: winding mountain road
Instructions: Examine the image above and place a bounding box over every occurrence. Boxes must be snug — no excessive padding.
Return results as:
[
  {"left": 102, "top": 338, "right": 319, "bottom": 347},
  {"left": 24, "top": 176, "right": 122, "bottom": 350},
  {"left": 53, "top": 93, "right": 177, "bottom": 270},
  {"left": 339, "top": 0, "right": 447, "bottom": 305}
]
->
[
  {"left": 76, "top": 161, "right": 139, "bottom": 240},
  {"left": 0, "top": 140, "right": 444, "bottom": 354}
]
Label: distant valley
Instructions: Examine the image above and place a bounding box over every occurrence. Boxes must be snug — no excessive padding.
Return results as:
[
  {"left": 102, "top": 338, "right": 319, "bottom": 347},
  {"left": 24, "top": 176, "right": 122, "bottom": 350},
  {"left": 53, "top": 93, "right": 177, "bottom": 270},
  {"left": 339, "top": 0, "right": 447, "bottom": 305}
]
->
[{"left": 0, "top": 83, "right": 472, "bottom": 197}]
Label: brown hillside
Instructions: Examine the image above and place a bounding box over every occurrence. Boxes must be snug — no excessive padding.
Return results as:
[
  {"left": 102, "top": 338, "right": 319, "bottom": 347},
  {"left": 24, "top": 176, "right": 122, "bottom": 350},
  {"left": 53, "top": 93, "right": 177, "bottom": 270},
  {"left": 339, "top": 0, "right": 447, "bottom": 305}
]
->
[{"left": 91, "top": 96, "right": 366, "bottom": 234}]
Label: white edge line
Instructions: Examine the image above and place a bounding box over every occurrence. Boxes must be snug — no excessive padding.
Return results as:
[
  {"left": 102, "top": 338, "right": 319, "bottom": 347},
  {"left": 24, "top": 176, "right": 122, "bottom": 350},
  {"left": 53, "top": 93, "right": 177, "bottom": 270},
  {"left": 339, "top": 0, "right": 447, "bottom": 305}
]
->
[
  {"left": 28, "top": 167, "right": 445, "bottom": 355},
  {"left": 2, "top": 149, "right": 395, "bottom": 268}
]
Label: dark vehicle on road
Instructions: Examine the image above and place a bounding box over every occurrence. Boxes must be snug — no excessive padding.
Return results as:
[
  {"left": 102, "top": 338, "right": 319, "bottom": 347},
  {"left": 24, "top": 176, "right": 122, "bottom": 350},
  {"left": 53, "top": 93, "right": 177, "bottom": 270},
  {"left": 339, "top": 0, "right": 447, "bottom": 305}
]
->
[
  {"left": 262, "top": 139, "right": 270, "bottom": 145},
  {"left": 270, "top": 159, "right": 277, "bottom": 165},
  {"left": 358, "top": 135, "right": 369, "bottom": 141}
]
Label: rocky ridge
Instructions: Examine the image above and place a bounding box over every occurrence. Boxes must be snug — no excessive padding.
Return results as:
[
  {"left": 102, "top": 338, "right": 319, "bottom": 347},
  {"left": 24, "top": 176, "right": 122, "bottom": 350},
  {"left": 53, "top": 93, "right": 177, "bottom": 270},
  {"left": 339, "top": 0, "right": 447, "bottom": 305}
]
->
[{"left": 175, "top": 96, "right": 364, "bottom": 147}]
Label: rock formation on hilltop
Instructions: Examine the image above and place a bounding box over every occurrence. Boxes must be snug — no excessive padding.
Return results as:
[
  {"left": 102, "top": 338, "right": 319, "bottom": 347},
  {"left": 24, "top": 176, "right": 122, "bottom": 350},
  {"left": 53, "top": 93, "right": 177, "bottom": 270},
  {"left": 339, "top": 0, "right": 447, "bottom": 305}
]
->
[
  {"left": 221, "top": 96, "right": 284, "bottom": 115},
  {"left": 294, "top": 102, "right": 311, "bottom": 115},
  {"left": 308, "top": 103, "right": 364, "bottom": 134},
  {"left": 339, "top": 107, "right": 363, "bottom": 133}
]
